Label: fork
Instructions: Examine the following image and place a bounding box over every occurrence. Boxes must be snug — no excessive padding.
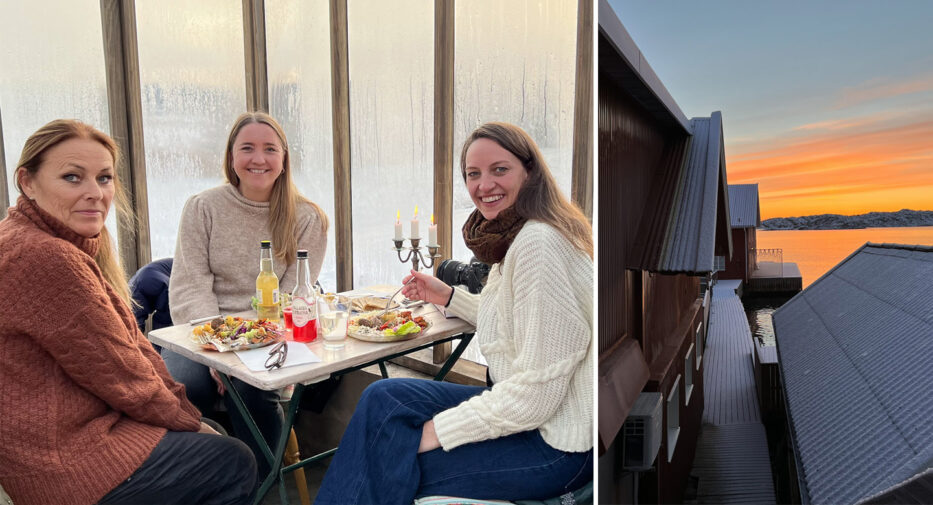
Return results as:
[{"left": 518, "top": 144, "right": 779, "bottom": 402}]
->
[{"left": 379, "top": 277, "right": 416, "bottom": 317}]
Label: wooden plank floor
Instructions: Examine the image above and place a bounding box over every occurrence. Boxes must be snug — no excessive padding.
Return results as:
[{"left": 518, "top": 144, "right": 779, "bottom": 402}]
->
[{"left": 690, "top": 284, "right": 776, "bottom": 504}]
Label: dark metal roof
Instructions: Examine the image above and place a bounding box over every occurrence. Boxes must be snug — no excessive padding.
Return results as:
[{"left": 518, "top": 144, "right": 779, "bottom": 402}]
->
[
  {"left": 728, "top": 184, "right": 761, "bottom": 228},
  {"left": 773, "top": 243, "right": 933, "bottom": 505},
  {"left": 655, "top": 112, "right": 733, "bottom": 273},
  {"left": 859, "top": 468, "right": 933, "bottom": 504},
  {"left": 598, "top": 0, "right": 690, "bottom": 134}
]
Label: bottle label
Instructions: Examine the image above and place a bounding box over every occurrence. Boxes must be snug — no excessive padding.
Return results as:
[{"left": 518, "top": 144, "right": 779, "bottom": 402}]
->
[
  {"left": 272, "top": 289, "right": 280, "bottom": 304},
  {"left": 292, "top": 297, "right": 312, "bottom": 327},
  {"left": 256, "top": 289, "right": 281, "bottom": 305}
]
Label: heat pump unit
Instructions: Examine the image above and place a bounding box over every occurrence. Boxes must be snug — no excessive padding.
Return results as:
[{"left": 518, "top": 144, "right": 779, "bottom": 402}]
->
[{"left": 621, "top": 392, "right": 663, "bottom": 471}]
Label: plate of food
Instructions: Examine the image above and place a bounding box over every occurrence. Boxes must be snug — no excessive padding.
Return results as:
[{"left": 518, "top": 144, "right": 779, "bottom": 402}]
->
[
  {"left": 348, "top": 310, "right": 431, "bottom": 343},
  {"left": 191, "top": 316, "right": 284, "bottom": 352}
]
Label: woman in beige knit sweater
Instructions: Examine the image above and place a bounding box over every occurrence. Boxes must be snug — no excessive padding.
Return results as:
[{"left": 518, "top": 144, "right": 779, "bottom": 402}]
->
[
  {"left": 0, "top": 119, "right": 256, "bottom": 505},
  {"left": 315, "top": 122, "right": 593, "bottom": 504},
  {"left": 166, "top": 111, "right": 328, "bottom": 478}
]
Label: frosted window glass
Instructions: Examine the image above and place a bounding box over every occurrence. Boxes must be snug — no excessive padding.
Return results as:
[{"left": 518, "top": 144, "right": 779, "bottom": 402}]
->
[
  {"left": 348, "top": 0, "right": 434, "bottom": 288},
  {"left": 0, "top": 0, "right": 117, "bottom": 243},
  {"left": 452, "top": 0, "right": 577, "bottom": 264},
  {"left": 266, "top": 0, "right": 337, "bottom": 292},
  {"left": 137, "top": 0, "right": 246, "bottom": 259}
]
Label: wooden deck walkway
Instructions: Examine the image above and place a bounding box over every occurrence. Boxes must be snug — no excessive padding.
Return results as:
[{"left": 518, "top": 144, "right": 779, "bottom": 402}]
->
[{"left": 690, "top": 283, "right": 776, "bottom": 504}]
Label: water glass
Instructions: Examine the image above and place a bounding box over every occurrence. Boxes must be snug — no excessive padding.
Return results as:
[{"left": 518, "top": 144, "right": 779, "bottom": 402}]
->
[{"left": 318, "top": 295, "right": 351, "bottom": 349}]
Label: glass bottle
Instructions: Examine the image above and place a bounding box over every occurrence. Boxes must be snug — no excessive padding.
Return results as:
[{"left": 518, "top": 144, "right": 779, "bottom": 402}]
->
[
  {"left": 255, "top": 240, "right": 280, "bottom": 321},
  {"left": 290, "top": 249, "right": 318, "bottom": 342}
]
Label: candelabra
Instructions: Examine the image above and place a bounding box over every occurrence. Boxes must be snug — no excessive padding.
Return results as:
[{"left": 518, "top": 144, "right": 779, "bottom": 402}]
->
[{"left": 393, "top": 238, "right": 440, "bottom": 272}]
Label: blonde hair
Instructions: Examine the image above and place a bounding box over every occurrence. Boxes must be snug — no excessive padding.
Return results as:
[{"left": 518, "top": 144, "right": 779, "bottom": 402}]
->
[
  {"left": 15, "top": 119, "right": 135, "bottom": 304},
  {"left": 460, "top": 122, "right": 593, "bottom": 259},
  {"left": 223, "top": 112, "right": 329, "bottom": 265}
]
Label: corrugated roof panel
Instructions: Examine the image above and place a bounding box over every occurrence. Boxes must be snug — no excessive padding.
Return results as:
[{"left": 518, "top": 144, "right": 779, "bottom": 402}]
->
[
  {"left": 657, "top": 112, "right": 725, "bottom": 273},
  {"left": 773, "top": 243, "right": 933, "bottom": 504},
  {"left": 728, "top": 184, "right": 760, "bottom": 228}
]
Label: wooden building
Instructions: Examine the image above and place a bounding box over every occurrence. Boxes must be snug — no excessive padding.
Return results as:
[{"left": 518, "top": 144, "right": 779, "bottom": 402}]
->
[
  {"left": 720, "top": 184, "right": 761, "bottom": 284},
  {"left": 598, "top": 1, "right": 733, "bottom": 503}
]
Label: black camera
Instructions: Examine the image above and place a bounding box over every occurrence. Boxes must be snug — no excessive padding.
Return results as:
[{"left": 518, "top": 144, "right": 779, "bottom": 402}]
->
[{"left": 437, "top": 258, "right": 491, "bottom": 294}]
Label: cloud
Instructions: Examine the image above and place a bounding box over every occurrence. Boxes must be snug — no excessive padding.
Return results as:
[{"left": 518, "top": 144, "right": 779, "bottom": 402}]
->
[
  {"left": 726, "top": 113, "right": 933, "bottom": 219},
  {"left": 835, "top": 73, "right": 933, "bottom": 109}
]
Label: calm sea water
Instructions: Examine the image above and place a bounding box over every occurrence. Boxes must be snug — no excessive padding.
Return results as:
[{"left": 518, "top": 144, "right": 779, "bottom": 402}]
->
[{"left": 747, "top": 226, "right": 933, "bottom": 345}]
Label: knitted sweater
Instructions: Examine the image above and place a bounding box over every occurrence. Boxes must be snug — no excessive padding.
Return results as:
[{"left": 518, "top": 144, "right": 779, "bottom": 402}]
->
[
  {"left": 169, "top": 184, "right": 327, "bottom": 324},
  {"left": 433, "top": 220, "right": 593, "bottom": 453},
  {"left": 0, "top": 197, "right": 203, "bottom": 505}
]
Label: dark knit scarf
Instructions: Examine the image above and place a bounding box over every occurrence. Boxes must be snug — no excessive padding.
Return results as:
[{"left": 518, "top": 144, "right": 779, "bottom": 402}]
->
[{"left": 462, "top": 206, "right": 527, "bottom": 265}]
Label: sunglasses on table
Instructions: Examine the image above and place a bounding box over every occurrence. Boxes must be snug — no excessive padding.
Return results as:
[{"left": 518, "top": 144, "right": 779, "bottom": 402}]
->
[{"left": 264, "top": 341, "right": 288, "bottom": 370}]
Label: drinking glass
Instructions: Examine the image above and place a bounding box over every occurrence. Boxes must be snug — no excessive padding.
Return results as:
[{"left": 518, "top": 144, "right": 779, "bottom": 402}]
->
[{"left": 318, "top": 294, "right": 351, "bottom": 349}]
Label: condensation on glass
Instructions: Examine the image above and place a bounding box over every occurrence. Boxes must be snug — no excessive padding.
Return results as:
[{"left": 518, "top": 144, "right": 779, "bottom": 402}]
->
[
  {"left": 348, "top": 0, "right": 435, "bottom": 288},
  {"left": 0, "top": 0, "right": 118, "bottom": 245},
  {"left": 136, "top": 0, "right": 246, "bottom": 259},
  {"left": 266, "top": 0, "right": 338, "bottom": 292},
  {"left": 452, "top": 0, "right": 578, "bottom": 264}
]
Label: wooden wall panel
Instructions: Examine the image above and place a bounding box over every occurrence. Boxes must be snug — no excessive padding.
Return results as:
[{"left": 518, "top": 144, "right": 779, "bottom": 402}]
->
[
  {"left": 329, "top": 0, "right": 353, "bottom": 291},
  {"left": 571, "top": 0, "right": 593, "bottom": 219},
  {"left": 100, "top": 0, "right": 149, "bottom": 274}
]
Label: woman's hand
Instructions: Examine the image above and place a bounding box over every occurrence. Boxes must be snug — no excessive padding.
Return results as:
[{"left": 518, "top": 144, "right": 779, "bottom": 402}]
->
[
  {"left": 402, "top": 269, "right": 454, "bottom": 307},
  {"left": 418, "top": 419, "right": 441, "bottom": 453},
  {"left": 209, "top": 368, "right": 226, "bottom": 395},
  {"left": 198, "top": 421, "right": 220, "bottom": 436}
]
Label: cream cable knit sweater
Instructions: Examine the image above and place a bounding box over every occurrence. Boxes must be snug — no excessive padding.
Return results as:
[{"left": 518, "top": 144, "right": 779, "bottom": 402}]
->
[
  {"left": 433, "top": 220, "right": 593, "bottom": 453},
  {"left": 169, "top": 185, "right": 327, "bottom": 324}
]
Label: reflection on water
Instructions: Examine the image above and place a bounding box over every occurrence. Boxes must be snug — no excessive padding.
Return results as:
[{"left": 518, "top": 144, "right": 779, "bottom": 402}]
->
[{"left": 757, "top": 226, "right": 933, "bottom": 288}]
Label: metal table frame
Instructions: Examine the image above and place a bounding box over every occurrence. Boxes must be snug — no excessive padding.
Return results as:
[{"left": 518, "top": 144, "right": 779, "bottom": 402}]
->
[{"left": 218, "top": 332, "right": 474, "bottom": 505}]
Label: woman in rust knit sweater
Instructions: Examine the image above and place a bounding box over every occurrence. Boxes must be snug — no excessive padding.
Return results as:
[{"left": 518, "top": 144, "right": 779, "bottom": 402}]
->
[{"left": 0, "top": 120, "right": 256, "bottom": 505}]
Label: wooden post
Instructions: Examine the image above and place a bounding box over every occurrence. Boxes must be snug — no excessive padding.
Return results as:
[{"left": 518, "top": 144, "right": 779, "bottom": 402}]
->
[
  {"left": 432, "top": 0, "right": 455, "bottom": 364},
  {"left": 100, "top": 0, "right": 150, "bottom": 274},
  {"left": 330, "top": 0, "right": 353, "bottom": 292},
  {"left": 0, "top": 106, "right": 8, "bottom": 218},
  {"left": 571, "top": 0, "right": 593, "bottom": 221},
  {"left": 242, "top": 0, "right": 269, "bottom": 112}
]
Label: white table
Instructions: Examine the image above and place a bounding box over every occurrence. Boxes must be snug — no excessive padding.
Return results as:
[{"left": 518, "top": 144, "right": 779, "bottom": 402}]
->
[{"left": 149, "top": 301, "right": 475, "bottom": 505}]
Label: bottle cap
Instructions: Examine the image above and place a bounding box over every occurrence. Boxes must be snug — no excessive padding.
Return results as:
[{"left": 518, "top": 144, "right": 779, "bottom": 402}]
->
[
  {"left": 260, "top": 240, "right": 271, "bottom": 249},
  {"left": 297, "top": 249, "right": 309, "bottom": 259}
]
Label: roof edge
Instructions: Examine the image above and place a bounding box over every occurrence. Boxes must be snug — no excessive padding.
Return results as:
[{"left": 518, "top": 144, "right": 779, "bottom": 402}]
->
[{"left": 598, "top": 0, "right": 691, "bottom": 133}]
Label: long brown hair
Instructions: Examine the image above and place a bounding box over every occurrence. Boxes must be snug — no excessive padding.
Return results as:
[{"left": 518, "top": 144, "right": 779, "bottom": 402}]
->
[
  {"left": 14, "top": 119, "right": 135, "bottom": 303},
  {"left": 460, "top": 122, "right": 593, "bottom": 259},
  {"left": 223, "top": 112, "right": 329, "bottom": 265}
]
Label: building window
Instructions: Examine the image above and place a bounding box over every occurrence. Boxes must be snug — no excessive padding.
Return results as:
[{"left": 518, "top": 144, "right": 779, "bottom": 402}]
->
[
  {"left": 696, "top": 322, "right": 704, "bottom": 369},
  {"left": 667, "top": 375, "right": 681, "bottom": 462},
  {"left": 713, "top": 255, "right": 726, "bottom": 272},
  {"left": 684, "top": 345, "right": 694, "bottom": 405}
]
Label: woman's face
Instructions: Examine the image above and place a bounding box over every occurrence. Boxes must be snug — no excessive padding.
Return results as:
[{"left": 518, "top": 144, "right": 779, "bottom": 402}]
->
[
  {"left": 231, "top": 122, "right": 285, "bottom": 202},
  {"left": 19, "top": 138, "right": 115, "bottom": 237},
  {"left": 464, "top": 138, "right": 529, "bottom": 220}
]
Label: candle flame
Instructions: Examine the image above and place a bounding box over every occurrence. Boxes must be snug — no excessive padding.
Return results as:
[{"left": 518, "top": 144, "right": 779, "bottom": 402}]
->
[
  {"left": 431, "top": 213, "right": 435, "bottom": 225},
  {"left": 414, "top": 205, "right": 419, "bottom": 218},
  {"left": 396, "top": 210, "right": 400, "bottom": 223}
]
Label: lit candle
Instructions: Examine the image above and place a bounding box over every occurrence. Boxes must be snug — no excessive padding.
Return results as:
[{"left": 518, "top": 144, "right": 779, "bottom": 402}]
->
[
  {"left": 411, "top": 206, "right": 420, "bottom": 239},
  {"left": 394, "top": 210, "right": 403, "bottom": 240},
  {"left": 428, "top": 213, "right": 438, "bottom": 246}
]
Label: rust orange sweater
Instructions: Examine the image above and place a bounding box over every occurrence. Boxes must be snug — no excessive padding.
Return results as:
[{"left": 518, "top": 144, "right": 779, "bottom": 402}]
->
[{"left": 0, "top": 197, "right": 202, "bottom": 505}]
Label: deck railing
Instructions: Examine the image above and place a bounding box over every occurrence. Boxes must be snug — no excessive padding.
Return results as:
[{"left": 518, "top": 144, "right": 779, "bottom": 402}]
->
[{"left": 751, "top": 248, "right": 783, "bottom": 274}]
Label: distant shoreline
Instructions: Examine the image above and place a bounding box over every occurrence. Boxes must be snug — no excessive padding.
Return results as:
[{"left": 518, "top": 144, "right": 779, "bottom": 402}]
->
[{"left": 760, "top": 209, "right": 933, "bottom": 231}]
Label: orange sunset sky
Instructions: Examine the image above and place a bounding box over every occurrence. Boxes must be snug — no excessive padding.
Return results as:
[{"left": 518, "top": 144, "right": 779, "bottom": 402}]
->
[{"left": 613, "top": 1, "right": 933, "bottom": 220}]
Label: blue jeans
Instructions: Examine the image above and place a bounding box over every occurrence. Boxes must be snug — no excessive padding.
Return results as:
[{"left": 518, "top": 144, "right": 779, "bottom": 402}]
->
[
  {"left": 98, "top": 430, "right": 256, "bottom": 504},
  {"left": 315, "top": 379, "right": 593, "bottom": 505},
  {"left": 161, "top": 348, "right": 283, "bottom": 478}
]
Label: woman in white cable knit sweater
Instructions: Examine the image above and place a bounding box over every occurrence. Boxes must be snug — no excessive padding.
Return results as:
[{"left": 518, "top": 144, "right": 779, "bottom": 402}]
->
[{"left": 315, "top": 122, "right": 593, "bottom": 505}]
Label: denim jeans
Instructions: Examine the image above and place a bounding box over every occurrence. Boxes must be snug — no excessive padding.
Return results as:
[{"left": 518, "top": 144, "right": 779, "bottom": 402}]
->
[
  {"left": 161, "top": 348, "right": 283, "bottom": 477},
  {"left": 97, "top": 430, "right": 256, "bottom": 505},
  {"left": 314, "top": 379, "right": 593, "bottom": 505}
]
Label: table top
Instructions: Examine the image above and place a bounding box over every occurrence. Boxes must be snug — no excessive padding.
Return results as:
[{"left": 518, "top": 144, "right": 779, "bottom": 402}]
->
[{"left": 149, "top": 294, "right": 474, "bottom": 391}]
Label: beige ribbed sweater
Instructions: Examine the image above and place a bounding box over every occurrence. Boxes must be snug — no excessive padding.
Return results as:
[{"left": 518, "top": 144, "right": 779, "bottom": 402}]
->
[
  {"left": 169, "top": 185, "right": 327, "bottom": 324},
  {"left": 433, "top": 220, "right": 594, "bottom": 453}
]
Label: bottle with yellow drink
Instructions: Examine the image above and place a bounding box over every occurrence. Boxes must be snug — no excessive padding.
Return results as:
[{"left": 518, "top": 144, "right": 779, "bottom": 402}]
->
[{"left": 256, "top": 240, "right": 280, "bottom": 321}]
